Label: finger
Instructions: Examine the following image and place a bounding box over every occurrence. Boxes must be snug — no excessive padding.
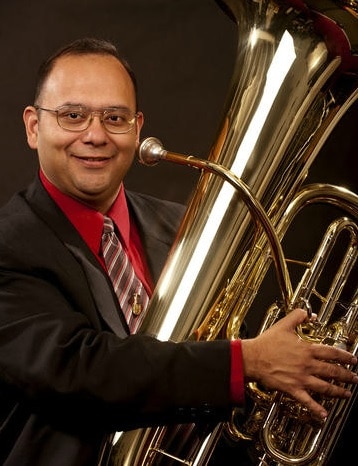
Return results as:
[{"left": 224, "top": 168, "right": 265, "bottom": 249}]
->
[
  {"left": 283, "top": 308, "right": 309, "bottom": 329},
  {"left": 289, "top": 388, "right": 328, "bottom": 420},
  {"left": 310, "top": 361, "right": 358, "bottom": 388},
  {"left": 279, "top": 307, "right": 319, "bottom": 333},
  {"left": 284, "top": 367, "right": 356, "bottom": 420},
  {"left": 311, "top": 344, "right": 358, "bottom": 366},
  {"left": 306, "top": 372, "right": 354, "bottom": 398},
  {"left": 289, "top": 378, "right": 352, "bottom": 420}
]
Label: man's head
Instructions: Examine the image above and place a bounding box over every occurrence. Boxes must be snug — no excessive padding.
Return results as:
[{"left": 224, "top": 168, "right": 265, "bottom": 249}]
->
[
  {"left": 33, "top": 38, "right": 139, "bottom": 110},
  {"left": 23, "top": 38, "right": 144, "bottom": 213}
]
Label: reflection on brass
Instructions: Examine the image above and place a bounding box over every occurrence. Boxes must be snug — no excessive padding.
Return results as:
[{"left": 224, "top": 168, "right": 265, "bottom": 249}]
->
[{"left": 99, "top": 1, "right": 357, "bottom": 465}]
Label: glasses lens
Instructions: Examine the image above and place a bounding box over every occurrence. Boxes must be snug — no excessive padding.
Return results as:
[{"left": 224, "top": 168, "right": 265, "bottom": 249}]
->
[
  {"left": 56, "top": 106, "right": 136, "bottom": 133},
  {"left": 57, "top": 106, "right": 90, "bottom": 131},
  {"left": 103, "top": 109, "right": 136, "bottom": 134}
]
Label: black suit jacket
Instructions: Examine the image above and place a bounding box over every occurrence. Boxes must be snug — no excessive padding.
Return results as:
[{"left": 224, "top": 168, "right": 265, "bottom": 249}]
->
[{"left": 0, "top": 176, "right": 232, "bottom": 465}]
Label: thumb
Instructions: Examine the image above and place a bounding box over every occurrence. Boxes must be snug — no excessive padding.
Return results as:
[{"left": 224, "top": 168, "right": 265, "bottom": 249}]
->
[{"left": 279, "top": 308, "right": 310, "bottom": 331}]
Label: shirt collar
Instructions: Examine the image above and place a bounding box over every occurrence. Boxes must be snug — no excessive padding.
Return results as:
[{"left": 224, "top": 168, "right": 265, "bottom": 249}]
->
[{"left": 39, "top": 170, "right": 131, "bottom": 256}]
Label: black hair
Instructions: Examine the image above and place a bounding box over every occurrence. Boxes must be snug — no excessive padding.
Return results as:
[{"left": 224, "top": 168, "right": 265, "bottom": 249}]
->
[{"left": 34, "top": 37, "right": 138, "bottom": 108}]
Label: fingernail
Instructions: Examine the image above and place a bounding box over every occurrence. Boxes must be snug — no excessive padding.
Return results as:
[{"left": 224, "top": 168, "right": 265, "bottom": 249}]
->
[{"left": 319, "top": 411, "right": 327, "bottom": 420}]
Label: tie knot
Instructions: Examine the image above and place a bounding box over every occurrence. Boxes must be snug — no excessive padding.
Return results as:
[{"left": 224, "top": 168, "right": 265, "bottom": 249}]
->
[{"left": 103, "top": 216, "right": 115, "bottom": 235}]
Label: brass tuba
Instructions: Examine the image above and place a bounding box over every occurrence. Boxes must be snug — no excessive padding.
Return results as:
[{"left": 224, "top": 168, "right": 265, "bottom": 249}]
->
[{"left": 100, "top": 0, "right": 357, "bottom": 464}]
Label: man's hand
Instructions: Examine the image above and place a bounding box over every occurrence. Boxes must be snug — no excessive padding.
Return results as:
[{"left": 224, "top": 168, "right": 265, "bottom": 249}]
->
[{"left": 240, "top": 308, "right": 358, "bottom": 420}]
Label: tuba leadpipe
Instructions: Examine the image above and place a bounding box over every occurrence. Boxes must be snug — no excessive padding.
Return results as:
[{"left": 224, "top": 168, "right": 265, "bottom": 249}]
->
[
  {"left": 100, "top": 0, "right": 357, "bottom": 464},
  {"left": 138, "top": 136, "right": 294, "bottom": 310}
]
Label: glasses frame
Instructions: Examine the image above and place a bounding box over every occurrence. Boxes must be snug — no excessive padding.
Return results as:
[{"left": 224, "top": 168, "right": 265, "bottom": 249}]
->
[{"left": 34, "top": 105, "right": 139, "bottom": 134}]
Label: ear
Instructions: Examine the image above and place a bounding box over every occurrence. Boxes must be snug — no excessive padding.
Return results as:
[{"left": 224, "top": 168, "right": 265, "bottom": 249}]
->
[
  {"left": 135, "top": 111, "right": 144, "bottom": 146},
  {"left": 23, "top": 106, "right": 40, "bottom": 149}
]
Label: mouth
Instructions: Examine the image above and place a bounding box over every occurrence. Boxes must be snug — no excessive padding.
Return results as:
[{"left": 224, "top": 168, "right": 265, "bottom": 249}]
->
[{"left": 72, "top": 154, "right": 113, "bottom": 166}]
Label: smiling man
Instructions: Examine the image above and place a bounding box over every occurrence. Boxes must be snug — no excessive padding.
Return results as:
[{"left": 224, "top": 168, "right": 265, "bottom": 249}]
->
[{"left": 24, "top": 50, "right": 144, "bottom": 214}]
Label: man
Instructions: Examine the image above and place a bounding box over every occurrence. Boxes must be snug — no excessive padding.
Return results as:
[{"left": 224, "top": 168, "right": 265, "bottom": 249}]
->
[{"left": 0, "top": 38, "right": 356, "bottom": 465}]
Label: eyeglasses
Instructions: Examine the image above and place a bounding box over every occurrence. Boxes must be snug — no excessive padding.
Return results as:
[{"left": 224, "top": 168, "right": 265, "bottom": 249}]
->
[{"left": 34, "top": 105, "right": 138, "bottom": 134}]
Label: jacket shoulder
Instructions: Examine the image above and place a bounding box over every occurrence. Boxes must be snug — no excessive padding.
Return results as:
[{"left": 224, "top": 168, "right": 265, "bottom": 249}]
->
[{"left": 126, "top": 190, "right": 186, "bottom": 236}]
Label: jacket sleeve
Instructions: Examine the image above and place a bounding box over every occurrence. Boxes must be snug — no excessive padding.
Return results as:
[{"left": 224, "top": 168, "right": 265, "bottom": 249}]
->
[{"left": 0, "top": 202, "right": 234, "bottom": 432}]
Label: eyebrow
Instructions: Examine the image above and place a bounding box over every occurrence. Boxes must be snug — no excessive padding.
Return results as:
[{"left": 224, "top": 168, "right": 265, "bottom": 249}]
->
[{"left": 60, "top": 103, "right": 133, "bottom": 112}]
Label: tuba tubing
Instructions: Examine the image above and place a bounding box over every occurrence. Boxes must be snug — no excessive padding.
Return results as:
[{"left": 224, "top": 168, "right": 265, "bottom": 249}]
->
[
  {"left": 101, "top": 0, "right": 358, "bottom": 464},
  {"left": 138, "top": 136, "right": 294, "bottom": 310}
]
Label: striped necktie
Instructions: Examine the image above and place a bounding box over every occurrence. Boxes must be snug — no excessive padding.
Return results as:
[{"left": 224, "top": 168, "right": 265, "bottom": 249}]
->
[{"left": 101, "top": 215, "right": 149, "bottom": 333}]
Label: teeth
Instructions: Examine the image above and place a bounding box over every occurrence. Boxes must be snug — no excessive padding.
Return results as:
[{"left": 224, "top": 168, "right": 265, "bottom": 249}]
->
[
  {"left": 73, "top": 155, "right": 110, "bottom": 162},
  {"left": 84, "top": 157, "right": 106, "bottom": 161}
]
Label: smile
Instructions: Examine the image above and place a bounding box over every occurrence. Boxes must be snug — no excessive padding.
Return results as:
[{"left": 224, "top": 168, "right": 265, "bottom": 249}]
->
[
  {"left": 71, "top": 154, "right": 114, "bottom": 169},
  {"left": 72, "top": 154, "right": 113, "bottom": 162},
  {"left": 82, "top": 157, "right": 110, "bottom": 161}
]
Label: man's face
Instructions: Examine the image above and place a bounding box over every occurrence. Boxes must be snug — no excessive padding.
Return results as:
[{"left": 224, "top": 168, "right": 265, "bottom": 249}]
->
[{"left": 23, "top": 53, "right": 143, "bottom": 212}]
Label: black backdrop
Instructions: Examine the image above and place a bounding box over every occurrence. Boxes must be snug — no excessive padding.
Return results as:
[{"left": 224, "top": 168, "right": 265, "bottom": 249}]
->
[
  {"left": 0, "top": 0, "right": 239, "bottom": 207},
  {"left": 0, "top": 1, "right": 356, "bottom": 465},
  {"left": 0, "top": 0, "right": 355, "bottom": 205}
]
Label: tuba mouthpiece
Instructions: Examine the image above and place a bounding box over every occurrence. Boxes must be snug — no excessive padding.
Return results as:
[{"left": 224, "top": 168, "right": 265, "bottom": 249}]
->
[{"left": 138, "top": 137, "right": 167, "bottom": 166}]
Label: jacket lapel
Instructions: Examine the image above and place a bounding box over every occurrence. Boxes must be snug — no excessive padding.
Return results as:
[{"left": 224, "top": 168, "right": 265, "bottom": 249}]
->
[
  {"left": 24, "top": 177, "right": 129, "bottom": 337},
  {"left": 65, "top": 243, "right": 128, "bottom": 338},
  {"left": 24, "top": 177, "right": 184, "bottom": 337},
  {"left": 126, "top": 191, "right": 185, "bottom": 284}
]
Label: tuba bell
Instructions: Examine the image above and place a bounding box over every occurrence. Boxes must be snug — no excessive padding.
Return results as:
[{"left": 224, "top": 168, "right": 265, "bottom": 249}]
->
[{"left": 100, "top": 0, "right": 357, "bottom": 464}]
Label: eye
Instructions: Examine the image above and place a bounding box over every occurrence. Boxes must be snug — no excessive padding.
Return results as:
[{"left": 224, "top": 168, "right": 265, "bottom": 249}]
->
[
  {"left": 68, "top": 112, "right": 82, "bottom": 120},
  {"left": 105, "top": 111, "right": 128, "bottom": 126},
  {"left": 58, "top": 107, "right": 88, "bottom": 123}
]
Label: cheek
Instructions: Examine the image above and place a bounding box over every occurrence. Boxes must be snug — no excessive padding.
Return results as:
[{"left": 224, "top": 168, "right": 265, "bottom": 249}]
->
[
  {"left": 116, "top": 150, "right": 136, "bottom": 178},
  {"left": 37, "top": 126, "right": 76, "bottom": 153},
  {"left": 36, "top": 132, "right": 75, "bottom": 171},
  {"left": 114, "top": 135, "right": 138, "bottom": 164}
]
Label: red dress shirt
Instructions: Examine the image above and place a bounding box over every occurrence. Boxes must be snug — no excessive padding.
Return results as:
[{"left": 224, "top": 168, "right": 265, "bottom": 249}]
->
[
  {"left": 40, "top": 170, "right": 244, "bottom": 406},
  {"left": 39, "top": 170, "right": 153, "bottom": 294}
]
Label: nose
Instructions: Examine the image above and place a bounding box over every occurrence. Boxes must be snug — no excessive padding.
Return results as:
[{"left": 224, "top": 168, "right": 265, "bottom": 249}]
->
[
  {"left": 82, "top": 112, "right": 108, "bottom": 144},
  {"left": 89, "top": 111, "right": 107, "bottom": 129}
]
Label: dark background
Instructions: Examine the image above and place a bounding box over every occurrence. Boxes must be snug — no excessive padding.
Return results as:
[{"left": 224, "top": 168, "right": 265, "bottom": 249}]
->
[
  {"left": 0, "top": 0, "right": 239, "bottom": 207},
  {"left": 0, "top": 1, "right": 356, "bottom": 465},
  {"left": 0, "top": 0, "right": 356, "bottom": 206}
]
